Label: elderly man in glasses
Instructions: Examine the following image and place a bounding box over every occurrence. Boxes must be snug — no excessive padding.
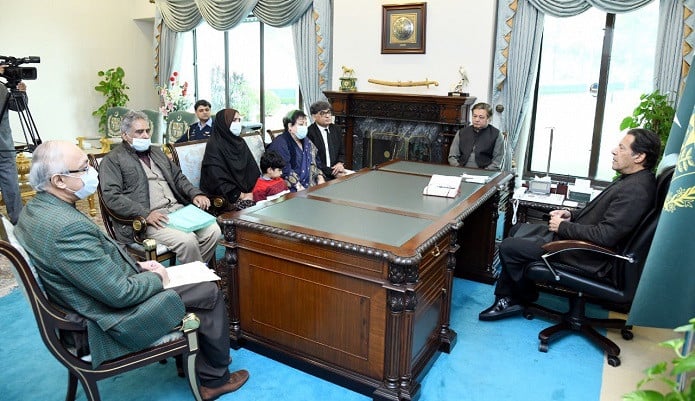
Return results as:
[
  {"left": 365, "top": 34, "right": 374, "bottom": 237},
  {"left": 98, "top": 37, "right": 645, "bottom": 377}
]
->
[
  {"left": 307, "top": 100, "right": 347, "bottom": 180},
  {"left": 99, "top": 110, "right": 220, "bottom": 264}
]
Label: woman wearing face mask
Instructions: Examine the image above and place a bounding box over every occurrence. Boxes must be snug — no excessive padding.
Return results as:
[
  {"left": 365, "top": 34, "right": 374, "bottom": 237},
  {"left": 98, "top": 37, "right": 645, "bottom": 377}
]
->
[
  {"left": 200, "top": 108, "right": 261, "bottom": 210},
  {"left": 266, "top": 109, "right": 325, "bottom": 192}
]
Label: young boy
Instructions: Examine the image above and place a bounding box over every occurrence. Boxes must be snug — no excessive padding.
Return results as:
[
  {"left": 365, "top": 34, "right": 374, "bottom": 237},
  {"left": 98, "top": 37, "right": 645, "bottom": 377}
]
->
[{"left": 253, "top": 150, "right": 289, "bottom": 202}]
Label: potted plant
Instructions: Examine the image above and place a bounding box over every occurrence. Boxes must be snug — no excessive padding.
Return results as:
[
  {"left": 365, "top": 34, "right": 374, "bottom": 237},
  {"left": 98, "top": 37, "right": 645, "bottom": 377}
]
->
[
  {"left": 620, "top": 90, "right": 676, "bottom": 150},
  {"left": 622, "top": 317, "right": 695, "bottom": 401},
  {"left": 92, "top": 67, "right": 129, "bottom": 135}
]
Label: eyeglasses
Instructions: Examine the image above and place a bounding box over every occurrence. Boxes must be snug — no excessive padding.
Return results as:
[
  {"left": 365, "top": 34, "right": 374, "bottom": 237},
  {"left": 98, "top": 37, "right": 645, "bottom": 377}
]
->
[
  {"left": 133, "top": 128, "right": 151, "bottom": 134},
  {"left": 318, "top": 110, "right": 332, "bottom": 116},
  {"left": 67, "top": 166, "right": 89, "bottom": 174}
]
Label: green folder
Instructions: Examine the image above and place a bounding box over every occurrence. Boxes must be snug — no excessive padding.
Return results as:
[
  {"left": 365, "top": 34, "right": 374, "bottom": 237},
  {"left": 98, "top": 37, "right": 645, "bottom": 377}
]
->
[{"left": 166, "top": 204, "right": 216, "bottom": 233}]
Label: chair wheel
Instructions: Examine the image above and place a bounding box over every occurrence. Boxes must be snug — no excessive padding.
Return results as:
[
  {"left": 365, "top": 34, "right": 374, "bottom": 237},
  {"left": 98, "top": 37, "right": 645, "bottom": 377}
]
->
[
  {"left": 607, "top": 355, "right": 621, "bottom": 367},
  {"left": 523, "top": 311, "right": 534, "bottom": 320},
  {"left": 539, "top": 342, "right": 548, "bottom": 353},
  {"left": 621, "top": 329, "right": 634, "bottom": 340}
]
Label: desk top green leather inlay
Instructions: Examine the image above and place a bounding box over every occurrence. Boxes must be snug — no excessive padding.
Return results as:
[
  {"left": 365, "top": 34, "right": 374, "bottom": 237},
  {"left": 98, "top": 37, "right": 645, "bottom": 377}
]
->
[
  {"left": 379, "top": 160, "right": 500, "bottom": 179},
  {"left": 247, "top": 197, "right": 432, "bottom": 247},
  {"left": 311, "top": 170, "right": 482, "bottom": 217}
]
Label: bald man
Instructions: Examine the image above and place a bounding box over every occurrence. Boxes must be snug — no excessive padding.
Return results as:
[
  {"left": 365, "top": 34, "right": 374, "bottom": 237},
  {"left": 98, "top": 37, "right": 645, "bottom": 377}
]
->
[{"left": 15, "top": 141, "right": 248, "bottom": 400}]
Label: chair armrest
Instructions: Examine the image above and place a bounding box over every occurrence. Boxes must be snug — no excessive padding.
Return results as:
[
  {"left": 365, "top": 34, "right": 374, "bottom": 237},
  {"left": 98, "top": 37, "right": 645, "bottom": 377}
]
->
[
  {"left": 541, "top": 240, "right": 618, "bottom": 257},
  {"left": 209, "top": 196, "right": 228, "bottom": 216},
  {"left": 99, "top": 203, "right": 149, "bottom": 243},
  {"left": 539, "top": 240, "right": 623, "bottom": 282}
]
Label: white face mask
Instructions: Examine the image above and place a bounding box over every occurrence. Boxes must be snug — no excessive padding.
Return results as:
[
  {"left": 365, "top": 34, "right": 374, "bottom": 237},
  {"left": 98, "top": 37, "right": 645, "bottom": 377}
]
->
[
  {"left": 230, "top": 121, "right": 242, "bottom": 136},
  {"left": 295, "top": 125, "right": 308, "bottom": 140},
  {"left": 61, "top": 167, "right": 99, "bottom": 200},
  {"left": 131, "top": 137, "right": 151, "bottom": 152}
]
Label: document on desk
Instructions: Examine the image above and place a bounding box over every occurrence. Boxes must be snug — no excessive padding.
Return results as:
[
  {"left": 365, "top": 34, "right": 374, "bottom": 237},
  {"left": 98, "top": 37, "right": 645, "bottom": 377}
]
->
[
  {"left": 460, "top": 173, "right": 491, "bottom": 184},
  {"left": 164, "top": 261, "right": 221, "bottom": 289},
  {"left": 423, "top": 174, "right": 462, "bottom": 198}
]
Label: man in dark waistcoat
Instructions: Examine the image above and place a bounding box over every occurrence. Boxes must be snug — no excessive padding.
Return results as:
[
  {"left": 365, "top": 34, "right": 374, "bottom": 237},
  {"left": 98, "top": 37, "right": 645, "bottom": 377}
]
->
[{"left": 447, "top": 102, "right": 504, "bottom": 170}]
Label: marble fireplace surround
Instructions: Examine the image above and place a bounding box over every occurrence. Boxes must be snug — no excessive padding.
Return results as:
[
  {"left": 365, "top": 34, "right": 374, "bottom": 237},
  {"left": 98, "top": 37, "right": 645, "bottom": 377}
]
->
[{"left": 324, "top": 91, "right": 476, "bottom": 170}]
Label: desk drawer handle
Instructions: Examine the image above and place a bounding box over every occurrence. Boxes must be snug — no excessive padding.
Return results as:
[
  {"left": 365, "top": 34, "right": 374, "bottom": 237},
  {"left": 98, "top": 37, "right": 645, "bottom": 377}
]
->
[{"left": 431, "top": 245, "right": 441, "bottom": 257}]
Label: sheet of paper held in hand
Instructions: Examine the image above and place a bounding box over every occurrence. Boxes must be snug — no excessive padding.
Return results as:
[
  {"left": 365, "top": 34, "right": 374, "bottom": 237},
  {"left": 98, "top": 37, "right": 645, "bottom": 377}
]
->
[{"left": 164, "top": 261, "right": 221, "bottom": 289}]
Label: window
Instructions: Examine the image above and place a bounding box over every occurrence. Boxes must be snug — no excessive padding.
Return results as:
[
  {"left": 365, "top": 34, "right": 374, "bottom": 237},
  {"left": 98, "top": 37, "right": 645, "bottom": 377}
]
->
[
  {"left": 527, "top": 2, "right": 658, "bottom": 183},
  {"left": 179, "top": 17, "right": 300, "bottom": 130}
]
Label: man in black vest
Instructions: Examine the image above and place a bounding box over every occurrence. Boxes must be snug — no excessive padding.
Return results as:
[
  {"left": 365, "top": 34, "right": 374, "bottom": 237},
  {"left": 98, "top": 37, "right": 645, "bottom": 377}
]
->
[{"left": 447, "top": 102, "right": 503, "bottom": 170}]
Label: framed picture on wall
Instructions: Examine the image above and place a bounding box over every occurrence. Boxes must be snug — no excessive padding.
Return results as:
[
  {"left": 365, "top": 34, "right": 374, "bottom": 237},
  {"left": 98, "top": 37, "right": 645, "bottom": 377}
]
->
[{"left": 381, "top": 3, "right": 427, "bottom": 54}]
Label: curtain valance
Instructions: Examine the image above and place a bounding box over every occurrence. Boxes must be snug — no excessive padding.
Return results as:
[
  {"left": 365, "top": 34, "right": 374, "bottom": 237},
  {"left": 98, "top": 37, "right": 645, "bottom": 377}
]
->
[
  {"left": 155, "top": 0, "right": 313, "bottom": 32},
  {"left": 526, "top": 0, "right": 653, "bottom": 17}
]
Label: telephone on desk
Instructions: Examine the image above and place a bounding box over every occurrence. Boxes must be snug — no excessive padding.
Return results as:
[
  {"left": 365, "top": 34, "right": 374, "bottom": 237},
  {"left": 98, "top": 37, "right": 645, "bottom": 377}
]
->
[{"left": 513, "top": 187, "right": 568, "bottom": 206}]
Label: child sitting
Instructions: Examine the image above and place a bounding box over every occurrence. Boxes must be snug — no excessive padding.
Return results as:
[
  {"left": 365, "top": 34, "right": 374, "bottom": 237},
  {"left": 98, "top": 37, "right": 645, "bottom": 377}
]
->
[{"left": 253, "top": 150, "right": 289, "bottom": 202}]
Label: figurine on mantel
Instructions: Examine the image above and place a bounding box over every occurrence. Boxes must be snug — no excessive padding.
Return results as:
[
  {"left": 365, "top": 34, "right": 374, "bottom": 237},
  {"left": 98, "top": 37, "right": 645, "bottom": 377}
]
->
[
  {"left": 340, "top": 65, "right": 357, "bottom": 92},
  {"left": 449, "top": 66, "right": 469, "bottom": 97}
]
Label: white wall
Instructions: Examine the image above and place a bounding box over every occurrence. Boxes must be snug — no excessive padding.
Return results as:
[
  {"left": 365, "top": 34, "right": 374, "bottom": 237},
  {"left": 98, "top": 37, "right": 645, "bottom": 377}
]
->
[
  {"left": 2, "top": 0, "right": 498, "bottom": 144},
  {"left": 1, "top": 0, "right": 158, "bottom": 143},
  {"left": 332, "top": 0, "right": 496, "bottom": 103}
]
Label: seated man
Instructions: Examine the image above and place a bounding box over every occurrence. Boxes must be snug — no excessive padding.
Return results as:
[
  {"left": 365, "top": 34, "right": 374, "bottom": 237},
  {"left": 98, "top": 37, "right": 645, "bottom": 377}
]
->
[
  {"left": 307, "top": 101, "right": 346, "bottom": 179},
  {"left": 176, "top": 99, "right": 213, "bottom": 143},
  {"left": 447, "top": 102, "right": 504, "bottom": 170},
  {"left": 100, "top": 110, "right": 220, "bottom": 264},
  {"left": 14, "top": 140, "right": 248, "bottom": 400},
  {"left": 479, "top": 128, "right": 660, "bottom": 321}
]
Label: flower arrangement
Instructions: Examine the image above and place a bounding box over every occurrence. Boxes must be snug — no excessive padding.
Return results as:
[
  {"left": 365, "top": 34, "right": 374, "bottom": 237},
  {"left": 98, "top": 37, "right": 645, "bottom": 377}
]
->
[{"left": 157, "top": 71, "right": 191, "bottom": 120}]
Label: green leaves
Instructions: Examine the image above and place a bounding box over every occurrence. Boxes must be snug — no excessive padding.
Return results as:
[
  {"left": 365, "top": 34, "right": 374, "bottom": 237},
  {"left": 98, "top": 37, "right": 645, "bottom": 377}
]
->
[
  {"left": 622, "top": 318, "right": 695, "bottom": 401},
  {"left": 92, "top": 67, "right": 130, "bottom": 135},
  {"left": 620, "top": 90, "right": 676, "bottom": 149}
]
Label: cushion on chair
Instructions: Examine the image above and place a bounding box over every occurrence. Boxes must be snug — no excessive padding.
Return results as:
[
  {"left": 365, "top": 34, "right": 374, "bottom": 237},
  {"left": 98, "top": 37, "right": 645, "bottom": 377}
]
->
[
  {"left": 2, "top": 216, "right": 44, "bottom": 295},
  {"left": 241, "top": 131, "right": 265, "bottom": 169},
  {"left": 172, "top": 141, "right": 207, "bottom": 188}
]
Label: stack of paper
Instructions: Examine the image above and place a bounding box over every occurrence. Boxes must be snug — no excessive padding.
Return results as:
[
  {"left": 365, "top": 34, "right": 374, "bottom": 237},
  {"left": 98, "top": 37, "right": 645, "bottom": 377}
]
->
[
  {"left": 423, "top": 174, "right": 462, "bottom": 198},
  {"left": 166, "top": 204, "right": 216, "bottom": 233},
  {"left": 460, "top": 173, "right": 491, "bottom": 184},
  {"left": 164, "top": 261, "right": 221, "bottom": 289}
]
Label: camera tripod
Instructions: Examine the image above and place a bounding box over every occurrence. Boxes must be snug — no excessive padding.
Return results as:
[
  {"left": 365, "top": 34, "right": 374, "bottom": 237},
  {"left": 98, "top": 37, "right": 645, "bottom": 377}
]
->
[{"left": 1, "top": 83, "right": 42, "bottom": 153}]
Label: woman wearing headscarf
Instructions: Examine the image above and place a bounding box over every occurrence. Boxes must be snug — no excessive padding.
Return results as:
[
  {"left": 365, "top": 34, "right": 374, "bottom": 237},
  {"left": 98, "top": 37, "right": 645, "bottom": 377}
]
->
[
  {"left": 266, "top": 109, "right": 325, "bottom": 192},
  {"left": 200, "top": 108, "right": 260, "bottom": 210}
]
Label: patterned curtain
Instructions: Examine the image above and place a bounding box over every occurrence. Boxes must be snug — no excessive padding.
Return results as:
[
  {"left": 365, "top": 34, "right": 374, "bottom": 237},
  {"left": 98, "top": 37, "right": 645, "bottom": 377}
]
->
[
  {"left": 293, "top": 0, "right": 332, "bottom": 112},
  {"left": 152, "top": 0, "right": 331, "bottom": 113},
  {"left": 491, "top": 0, "right": 692, "bottom": 176}
]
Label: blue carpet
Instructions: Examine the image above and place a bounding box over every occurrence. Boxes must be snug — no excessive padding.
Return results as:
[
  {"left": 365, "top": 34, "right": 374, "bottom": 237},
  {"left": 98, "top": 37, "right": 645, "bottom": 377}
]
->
[{"left": 0, "top": 279, "right": 605, "bottom": 401}]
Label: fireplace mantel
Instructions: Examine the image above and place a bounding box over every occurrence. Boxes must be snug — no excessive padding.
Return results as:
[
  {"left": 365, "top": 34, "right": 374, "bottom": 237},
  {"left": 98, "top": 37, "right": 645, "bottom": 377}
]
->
[{"left": 324, "top": 91, "right": 476, "bottom": 169}]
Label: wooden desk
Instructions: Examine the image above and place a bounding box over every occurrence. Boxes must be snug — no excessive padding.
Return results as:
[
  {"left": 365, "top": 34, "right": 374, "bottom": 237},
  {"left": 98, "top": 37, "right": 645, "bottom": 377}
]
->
[{"left": 218, "top": 161, "right": 512, "bottom": 401}]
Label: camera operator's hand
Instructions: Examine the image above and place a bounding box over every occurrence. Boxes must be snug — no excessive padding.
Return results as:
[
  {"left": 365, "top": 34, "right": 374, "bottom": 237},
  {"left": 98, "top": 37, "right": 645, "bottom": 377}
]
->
[
  {"left": 0, "top": 65, "right": 5, "bottom": 75},
  {"left": 16, "top": 81, "right": 26, "bottom": 91}
]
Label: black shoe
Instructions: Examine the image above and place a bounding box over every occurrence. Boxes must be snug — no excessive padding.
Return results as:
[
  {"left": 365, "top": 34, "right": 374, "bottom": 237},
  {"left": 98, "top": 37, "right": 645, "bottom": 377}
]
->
[{"left": 478, "top": 297, "right": 523, "bottom": 321}]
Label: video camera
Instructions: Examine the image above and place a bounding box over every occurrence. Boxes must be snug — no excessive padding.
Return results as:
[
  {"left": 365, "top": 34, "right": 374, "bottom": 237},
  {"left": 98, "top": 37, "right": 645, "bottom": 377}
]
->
[{"left": 0, "top": 55, "right": 40, "bottom": 88}]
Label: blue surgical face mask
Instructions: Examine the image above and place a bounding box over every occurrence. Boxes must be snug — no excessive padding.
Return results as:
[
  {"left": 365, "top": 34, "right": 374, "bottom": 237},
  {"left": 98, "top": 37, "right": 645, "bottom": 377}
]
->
[
  {"left": 62, "top": 167, "right": 99, "bottom": 200},
  {"left": 230, "top": 121, "right": 242, "bottom": 136},
  {"left": 131, "top": 137, "right": 151, "bottom": 152},
  {"left": 295, "top": 125, "right": 308, "bottom": 140}
]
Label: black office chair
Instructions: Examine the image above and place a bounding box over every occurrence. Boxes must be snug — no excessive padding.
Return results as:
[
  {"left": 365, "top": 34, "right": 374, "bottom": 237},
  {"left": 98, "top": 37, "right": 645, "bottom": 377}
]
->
[{"left": 522, "top": 166, "right": 674, "bottom": 367}]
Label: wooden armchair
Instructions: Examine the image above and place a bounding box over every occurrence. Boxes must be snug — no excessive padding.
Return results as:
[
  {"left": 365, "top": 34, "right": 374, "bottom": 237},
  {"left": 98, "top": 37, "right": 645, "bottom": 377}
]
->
[
  {"left": 87, "top": 153, "right": 177, "bottom": 264},
  {"left": 0, "top": 219, "right": 203, "bottom": 401}
]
